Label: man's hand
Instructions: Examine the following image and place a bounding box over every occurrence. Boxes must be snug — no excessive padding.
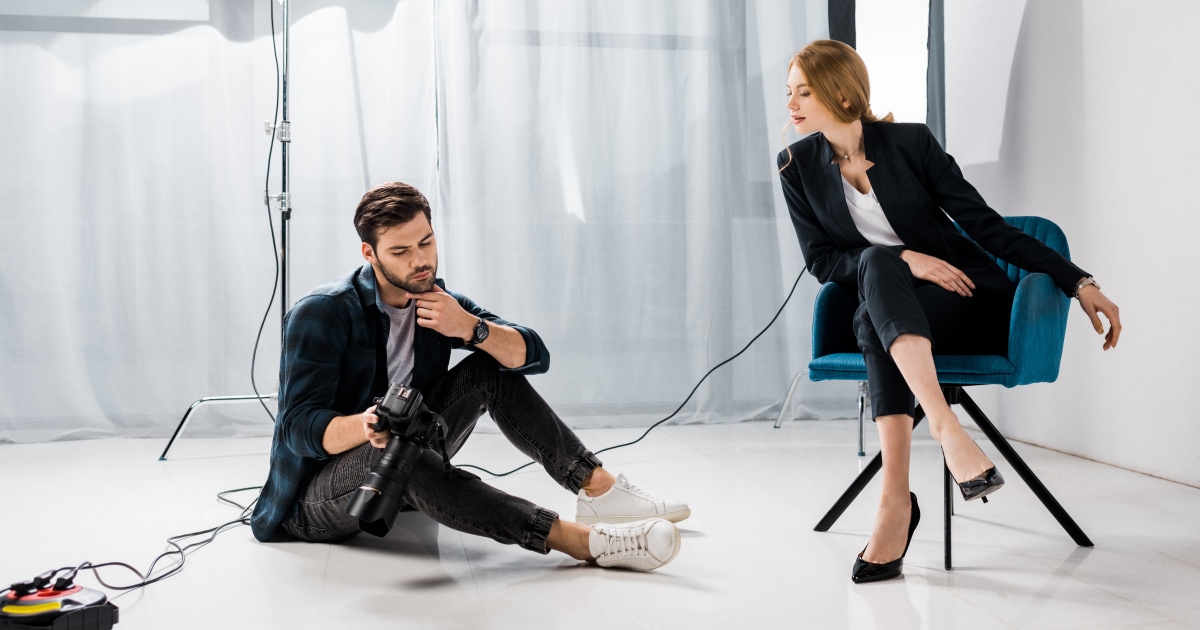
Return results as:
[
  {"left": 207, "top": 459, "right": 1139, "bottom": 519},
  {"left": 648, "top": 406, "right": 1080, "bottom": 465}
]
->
[
  {"left": 405, "top": 285, "right": 528, "bottom": 368},
  {"left": 1076, "top": 285, "right": 1122, "bottom": 351},
  {"left": 900, "top": 250, "right": 976, "bottom": 297},
  {"left": 362, "top": 405, "right": 390, "bottom": 449},
  {"left": 323, "top": 405, "right": 387, "bottom": 455},
  {"left": 406, "top": 285, "right": 476, "bottom": 342}
]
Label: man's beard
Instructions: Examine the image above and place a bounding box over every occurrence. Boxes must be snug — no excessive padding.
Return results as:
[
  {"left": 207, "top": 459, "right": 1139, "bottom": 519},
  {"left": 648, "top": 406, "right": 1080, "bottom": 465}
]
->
[{"left": 379, "top": 260, "right": 437, "bottom": 294}]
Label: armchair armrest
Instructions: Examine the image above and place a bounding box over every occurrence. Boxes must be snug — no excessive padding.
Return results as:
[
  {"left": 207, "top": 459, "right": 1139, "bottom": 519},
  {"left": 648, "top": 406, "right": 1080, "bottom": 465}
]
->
[
  {"left": 1007, "top": 272, "right": 1071, "bottom": 386},
  {"left": 811, "top": 282, "right": 859, "bottom": 359}
]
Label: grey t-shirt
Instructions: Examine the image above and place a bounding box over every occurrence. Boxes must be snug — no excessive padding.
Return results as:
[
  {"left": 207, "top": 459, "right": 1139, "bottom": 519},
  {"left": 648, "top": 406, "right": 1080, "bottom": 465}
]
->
[{"left": 377, "top": 298, "right": 417, "bottom": 386}]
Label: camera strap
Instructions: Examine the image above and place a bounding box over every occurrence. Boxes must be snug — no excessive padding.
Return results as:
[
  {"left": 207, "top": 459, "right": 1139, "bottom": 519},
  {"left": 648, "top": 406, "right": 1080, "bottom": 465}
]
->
[{"left": 433, "top": 416, "right": 453, "bottom": 475}]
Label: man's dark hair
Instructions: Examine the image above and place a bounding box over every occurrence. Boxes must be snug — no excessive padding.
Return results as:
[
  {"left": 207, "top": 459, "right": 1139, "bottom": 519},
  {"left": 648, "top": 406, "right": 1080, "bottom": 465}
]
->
[{"left": 354, "top": 182, "right": 432, "bottom": 248}]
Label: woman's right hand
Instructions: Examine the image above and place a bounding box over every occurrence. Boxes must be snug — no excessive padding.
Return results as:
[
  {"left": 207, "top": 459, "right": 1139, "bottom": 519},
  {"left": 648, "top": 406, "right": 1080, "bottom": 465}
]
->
[
  {"left": 900, "top": 250, "right": 976, "bottom": 297},
  {"left": 1076, "top": 286, "right": 1121, "bottom": 350}
]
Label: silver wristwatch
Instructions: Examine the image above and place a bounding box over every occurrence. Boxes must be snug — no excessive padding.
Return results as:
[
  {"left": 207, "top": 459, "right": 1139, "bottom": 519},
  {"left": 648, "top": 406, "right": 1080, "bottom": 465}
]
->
[{"left": 1072, "top": 276, "right": 1100, "bottom": 299}]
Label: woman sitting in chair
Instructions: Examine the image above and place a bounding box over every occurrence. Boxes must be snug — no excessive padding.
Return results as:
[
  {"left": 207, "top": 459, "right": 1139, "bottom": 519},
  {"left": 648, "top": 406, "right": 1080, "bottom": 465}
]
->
[{"left": 777, "top": 40, "right": 1122, "bottom": 583}]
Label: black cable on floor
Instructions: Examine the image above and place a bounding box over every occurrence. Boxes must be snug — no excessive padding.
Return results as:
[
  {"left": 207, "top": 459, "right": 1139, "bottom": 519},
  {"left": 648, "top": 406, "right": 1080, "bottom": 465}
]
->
[
  {"left": 456, "top": 268, "right": 807, "bottom": 478},
  {"left": 20, "top": 485, "right": 264, "bottom": 601}
]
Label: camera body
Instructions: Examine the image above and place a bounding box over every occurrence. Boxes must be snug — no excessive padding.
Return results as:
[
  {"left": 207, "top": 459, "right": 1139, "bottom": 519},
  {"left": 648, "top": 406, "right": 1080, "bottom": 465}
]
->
[
  {"left": 367, "top": 383, "right": 439, "bottom": 444},
  {"left": 344, "top": 383, "right": 444, "bottom": 537}
]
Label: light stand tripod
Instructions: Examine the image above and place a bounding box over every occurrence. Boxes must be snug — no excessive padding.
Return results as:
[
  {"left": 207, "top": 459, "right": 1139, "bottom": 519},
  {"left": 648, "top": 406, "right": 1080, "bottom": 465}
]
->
[{"left": 160, "top": 0, "right": 292, "bottom": 460}]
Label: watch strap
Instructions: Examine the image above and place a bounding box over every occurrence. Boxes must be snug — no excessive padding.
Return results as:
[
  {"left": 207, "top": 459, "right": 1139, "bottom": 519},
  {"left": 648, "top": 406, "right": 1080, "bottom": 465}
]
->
[
  {"left": 467, "top": 317, "right": 489, "bottom": 345},
  {"left": 1072, "top": 276, "right": 1100, "bottom": 299}
]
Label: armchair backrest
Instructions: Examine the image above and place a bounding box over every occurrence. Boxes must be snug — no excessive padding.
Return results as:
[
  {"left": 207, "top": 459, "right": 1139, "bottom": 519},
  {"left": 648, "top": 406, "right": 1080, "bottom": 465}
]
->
[{"left": 957, "top": 216, "right": 1072, "bottom": 283}]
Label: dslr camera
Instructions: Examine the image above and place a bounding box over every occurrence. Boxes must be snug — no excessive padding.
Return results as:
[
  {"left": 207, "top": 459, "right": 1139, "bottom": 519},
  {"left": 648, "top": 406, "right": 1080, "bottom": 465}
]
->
[{"left": 345, "top": 383, "right": 445, "bottom": 537}]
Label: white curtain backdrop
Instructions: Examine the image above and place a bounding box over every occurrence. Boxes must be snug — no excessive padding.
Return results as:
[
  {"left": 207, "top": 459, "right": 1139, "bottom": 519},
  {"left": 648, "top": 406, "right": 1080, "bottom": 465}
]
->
[{"left": 0, "top": 0, "right": 851, "bottom": 443}]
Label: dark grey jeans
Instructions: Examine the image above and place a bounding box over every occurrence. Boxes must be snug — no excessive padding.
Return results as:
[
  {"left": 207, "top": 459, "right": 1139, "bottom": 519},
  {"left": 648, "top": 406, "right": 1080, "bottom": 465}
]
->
[{"left": 281, "top": 353, "right": 602, "bottom": 554}]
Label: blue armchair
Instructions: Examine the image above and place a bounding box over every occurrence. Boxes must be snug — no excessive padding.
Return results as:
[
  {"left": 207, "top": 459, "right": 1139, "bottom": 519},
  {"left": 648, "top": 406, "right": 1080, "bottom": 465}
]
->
[{"left": 785, "top": 216, "right": 1092, "bottom": 569}]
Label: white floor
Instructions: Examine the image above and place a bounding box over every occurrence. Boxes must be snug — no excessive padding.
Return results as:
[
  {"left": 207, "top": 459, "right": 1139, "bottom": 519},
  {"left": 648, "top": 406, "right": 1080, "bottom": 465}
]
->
[{"left": 3, "top": 420, "right": 1200, "bottom": 629}]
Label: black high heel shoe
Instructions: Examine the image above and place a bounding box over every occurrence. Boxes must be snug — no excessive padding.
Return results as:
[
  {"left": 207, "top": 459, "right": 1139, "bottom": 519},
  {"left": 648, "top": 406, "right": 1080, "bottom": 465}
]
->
[
  {"left": 852, "top": 492, "right": 920, "bottom": 584},
  {"left": 956, "top": 467, "right": 1005, "bottom": 503}
]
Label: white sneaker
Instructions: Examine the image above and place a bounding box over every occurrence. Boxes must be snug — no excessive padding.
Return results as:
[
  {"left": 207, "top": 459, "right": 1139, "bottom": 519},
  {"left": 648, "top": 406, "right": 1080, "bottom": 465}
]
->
[
  {"left": 576, "top": 473, "right": 691, "bottom": 525},
  {"left": 588, "top": 518, "right": 681, "bottom": 571}
]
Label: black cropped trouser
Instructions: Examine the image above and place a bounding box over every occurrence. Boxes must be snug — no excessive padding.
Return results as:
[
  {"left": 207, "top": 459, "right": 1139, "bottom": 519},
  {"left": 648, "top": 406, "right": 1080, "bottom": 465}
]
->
[{"left": 854, "top": 247, "right": 1013, "bottom": 418}]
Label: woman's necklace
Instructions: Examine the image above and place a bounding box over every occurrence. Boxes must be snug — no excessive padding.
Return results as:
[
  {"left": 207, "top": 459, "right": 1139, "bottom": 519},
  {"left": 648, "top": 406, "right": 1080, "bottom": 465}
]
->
[{"left": 833, "top": 138, "right": 864, "bottom": 162}]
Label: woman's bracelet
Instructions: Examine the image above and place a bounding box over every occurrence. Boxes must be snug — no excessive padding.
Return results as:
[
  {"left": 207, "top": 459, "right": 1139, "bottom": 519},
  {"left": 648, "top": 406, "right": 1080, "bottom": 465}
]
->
[{"left": 1072, "top": 276, "right": 1100, "bottom": 299}]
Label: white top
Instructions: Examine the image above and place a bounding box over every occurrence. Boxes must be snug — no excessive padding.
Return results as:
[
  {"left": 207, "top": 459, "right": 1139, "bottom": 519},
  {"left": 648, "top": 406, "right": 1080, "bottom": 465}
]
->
[
  {"left": 841, "top": 175, "right": 904, "bottom": 247},
  {"left": 378, "top": 298, "right": 417, "bottom": 386}
]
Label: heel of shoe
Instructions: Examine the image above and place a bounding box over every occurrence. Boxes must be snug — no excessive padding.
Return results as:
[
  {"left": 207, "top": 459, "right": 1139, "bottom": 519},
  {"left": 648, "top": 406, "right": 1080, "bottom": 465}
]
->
[
  {"left": 958, "top": 467, "right": 1005, "bottom": 502},
  {"left": 902, "top": 492, "right": 920, "bottom": 557}
]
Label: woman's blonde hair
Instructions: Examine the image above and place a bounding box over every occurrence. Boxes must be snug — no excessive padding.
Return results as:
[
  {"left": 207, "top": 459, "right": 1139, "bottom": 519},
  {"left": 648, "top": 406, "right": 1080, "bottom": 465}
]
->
[
  {"left": 790, "top": 39, "right": 893, "bottom": 124},
  {"left": 779, "top": 40, "right": 893, "bottom": 172}
]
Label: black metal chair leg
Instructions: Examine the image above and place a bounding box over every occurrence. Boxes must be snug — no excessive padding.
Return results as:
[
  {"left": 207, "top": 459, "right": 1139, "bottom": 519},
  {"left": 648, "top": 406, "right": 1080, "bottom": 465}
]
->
[
  {"left": 956, "top": 388, "right": 1094, "bottom": 547},
  {"left": 814, "top": 411, "right": 925, "bottom": 532},
  {"left": 815, "top": 451, "right": 881, "bottom": 532},
  {"left": 944, "top": 460, "right": 953, "bottom": 569},
  {"left": 857, "top": 381, "right": 868, "bottom": 457},
  {"left": 817, "top": 386, "right": 1092, "bottom": 574}
]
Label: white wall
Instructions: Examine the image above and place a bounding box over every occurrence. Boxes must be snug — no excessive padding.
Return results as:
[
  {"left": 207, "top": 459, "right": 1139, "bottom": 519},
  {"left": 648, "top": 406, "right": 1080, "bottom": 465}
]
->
[{"left": 948, "top": 0, "right": 1200, "bottom": 487}]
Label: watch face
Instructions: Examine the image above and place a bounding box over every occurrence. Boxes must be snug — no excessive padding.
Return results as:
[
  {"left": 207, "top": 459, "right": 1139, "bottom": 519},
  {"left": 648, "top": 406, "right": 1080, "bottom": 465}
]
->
[{"left": 474, "top": 319, "right": 489, "bottom": 344}]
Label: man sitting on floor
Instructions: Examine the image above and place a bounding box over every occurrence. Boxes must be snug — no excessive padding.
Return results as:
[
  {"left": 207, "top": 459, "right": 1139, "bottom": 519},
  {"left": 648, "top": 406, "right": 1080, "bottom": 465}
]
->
[{"left": 251, "top": 182, "right": 689, "bottom": 571}]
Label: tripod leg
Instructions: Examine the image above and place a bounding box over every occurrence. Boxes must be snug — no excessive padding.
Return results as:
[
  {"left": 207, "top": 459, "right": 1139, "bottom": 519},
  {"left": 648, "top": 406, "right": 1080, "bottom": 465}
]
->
[
  {"left": 159, "top": 394, "right": 276, "bottom": 461},
  {"left": 160, "top": 401, "right": 203, "bottom": 461},
  {"left": 774, "top": 369, "right": 809, "bottom": 429}
]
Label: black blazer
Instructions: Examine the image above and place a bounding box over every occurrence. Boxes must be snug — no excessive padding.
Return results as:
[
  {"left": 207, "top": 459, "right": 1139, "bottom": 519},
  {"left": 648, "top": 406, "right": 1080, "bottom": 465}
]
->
[{"left": 777, "top": 121, "right": 1087, "bottom": 297}]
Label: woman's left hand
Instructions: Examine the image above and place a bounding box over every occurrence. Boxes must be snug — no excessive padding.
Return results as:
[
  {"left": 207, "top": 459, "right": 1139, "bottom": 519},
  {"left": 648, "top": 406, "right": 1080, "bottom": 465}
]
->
[{"left": 1077, "top": 286, "right": 1121, "bottom": 350}]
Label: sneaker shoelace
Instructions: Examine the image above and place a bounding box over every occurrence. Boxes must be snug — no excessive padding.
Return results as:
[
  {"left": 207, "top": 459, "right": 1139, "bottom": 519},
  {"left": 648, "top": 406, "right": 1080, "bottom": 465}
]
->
[
  {"left": 618, "top": 477, "right": 657, "bottom": 502},
  {"left": 599, "top": 527, "right": 649, "bottom": 559}
]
